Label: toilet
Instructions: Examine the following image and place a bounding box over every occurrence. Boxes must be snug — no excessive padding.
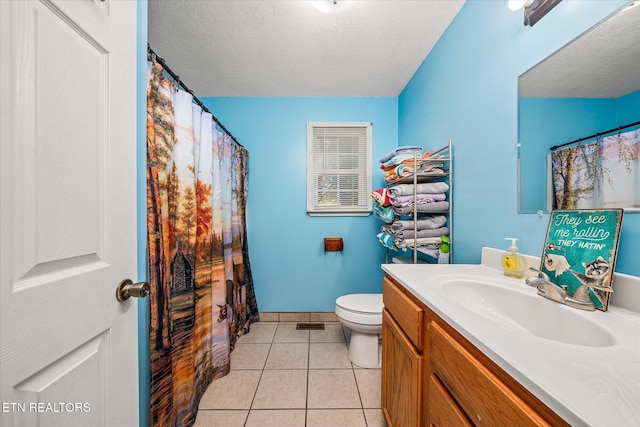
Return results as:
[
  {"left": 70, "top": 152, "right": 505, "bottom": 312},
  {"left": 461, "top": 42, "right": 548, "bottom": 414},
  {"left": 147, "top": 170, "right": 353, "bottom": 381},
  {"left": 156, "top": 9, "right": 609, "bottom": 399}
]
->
[{"left": 335, "top": 293, "right": 383, "bottom": 368}]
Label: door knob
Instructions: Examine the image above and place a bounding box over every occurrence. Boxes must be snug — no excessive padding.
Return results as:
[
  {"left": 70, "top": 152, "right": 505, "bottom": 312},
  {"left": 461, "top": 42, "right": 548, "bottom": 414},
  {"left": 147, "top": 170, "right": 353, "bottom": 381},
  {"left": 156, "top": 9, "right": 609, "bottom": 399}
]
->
[{"left": 116, "top": 279, "right": 150, "bottom": 302}]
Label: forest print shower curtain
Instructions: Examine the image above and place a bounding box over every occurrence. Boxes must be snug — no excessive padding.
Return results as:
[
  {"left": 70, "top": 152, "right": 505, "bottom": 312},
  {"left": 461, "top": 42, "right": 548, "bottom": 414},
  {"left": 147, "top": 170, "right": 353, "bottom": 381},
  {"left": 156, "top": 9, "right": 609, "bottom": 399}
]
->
[
  {"left": 551, "top": 128, "right": 640, "bottom": 209},
  {"left": 146, "top": 62, "right": 259, "bottom": 427}
]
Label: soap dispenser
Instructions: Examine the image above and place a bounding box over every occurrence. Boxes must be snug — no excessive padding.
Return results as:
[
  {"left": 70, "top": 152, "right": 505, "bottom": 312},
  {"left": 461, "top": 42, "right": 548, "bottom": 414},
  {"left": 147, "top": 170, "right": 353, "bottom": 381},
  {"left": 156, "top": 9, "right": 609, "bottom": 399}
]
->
[{"left": 502, "top": 238, "right": 525, "bottom": 279}]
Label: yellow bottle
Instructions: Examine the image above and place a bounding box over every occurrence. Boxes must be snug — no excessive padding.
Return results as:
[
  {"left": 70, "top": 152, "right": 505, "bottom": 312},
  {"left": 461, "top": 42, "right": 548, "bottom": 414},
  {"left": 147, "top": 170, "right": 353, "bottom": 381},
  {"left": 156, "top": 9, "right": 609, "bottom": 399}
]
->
[{"left": 502, "top": 238, "right": 525, "bottom": 279}]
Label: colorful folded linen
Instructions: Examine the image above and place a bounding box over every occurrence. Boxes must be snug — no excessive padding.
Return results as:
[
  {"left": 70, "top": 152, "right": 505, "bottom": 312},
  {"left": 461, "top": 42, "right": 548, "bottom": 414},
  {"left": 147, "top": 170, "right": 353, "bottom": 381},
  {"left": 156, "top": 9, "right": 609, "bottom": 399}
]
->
[
  {"left": 377, "top": 232, "right": 396, "bottom": 251},
  {"left": 382, "top": 164, "right": 418, "bottom": 182},
  {"left": 381, "top": 151, "right": 432, "bottom": 168},
  {"left": 379, "top": 145, "right": 423, "bottom": 163},
  {"left": 371, "top": 188, "right": 390, "bottom": 206},
  {"left": 373, "top": 203, "right": 395, "bottom": 223}
]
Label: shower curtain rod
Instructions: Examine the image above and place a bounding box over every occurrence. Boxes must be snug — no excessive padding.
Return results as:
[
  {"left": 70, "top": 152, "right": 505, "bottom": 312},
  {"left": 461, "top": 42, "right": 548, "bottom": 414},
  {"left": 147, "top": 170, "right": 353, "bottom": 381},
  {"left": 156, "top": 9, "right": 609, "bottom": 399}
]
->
[
  {"left": 147, "top": 44, "right": 242, "bottom": 148},
  {"left": 550, "top": 120, "right": 640, "bottom": 151}
]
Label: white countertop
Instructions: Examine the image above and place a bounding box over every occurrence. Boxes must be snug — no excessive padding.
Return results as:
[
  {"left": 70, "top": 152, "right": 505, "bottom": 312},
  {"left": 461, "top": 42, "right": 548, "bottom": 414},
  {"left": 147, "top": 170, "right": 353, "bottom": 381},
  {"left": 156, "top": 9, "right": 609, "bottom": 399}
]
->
[{"left": 381, "top": 262, "right": 640, "bottom": 427}]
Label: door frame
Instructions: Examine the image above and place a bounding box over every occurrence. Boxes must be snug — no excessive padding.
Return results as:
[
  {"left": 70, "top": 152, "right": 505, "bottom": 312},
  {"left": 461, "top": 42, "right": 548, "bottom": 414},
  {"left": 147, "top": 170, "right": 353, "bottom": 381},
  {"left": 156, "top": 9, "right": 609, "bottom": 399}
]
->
[{"left": 137, "top": 2, "right": 150, "bottom": 427}]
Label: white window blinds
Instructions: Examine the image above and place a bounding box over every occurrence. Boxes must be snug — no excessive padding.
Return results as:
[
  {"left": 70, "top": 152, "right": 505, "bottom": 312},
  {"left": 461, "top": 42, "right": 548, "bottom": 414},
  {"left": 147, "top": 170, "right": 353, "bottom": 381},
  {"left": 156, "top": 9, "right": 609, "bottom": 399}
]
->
[{"left": 307, "top": 122, "right": 372, "bottom": 216}]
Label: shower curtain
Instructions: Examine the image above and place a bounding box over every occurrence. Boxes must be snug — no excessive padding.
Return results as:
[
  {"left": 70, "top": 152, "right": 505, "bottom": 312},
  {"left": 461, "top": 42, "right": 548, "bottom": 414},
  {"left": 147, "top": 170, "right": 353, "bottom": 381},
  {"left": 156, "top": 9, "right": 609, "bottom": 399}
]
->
[
  {"left": 146, "top": 61, "right": 259, "bottom": 427},
  {"left": 551, "top": 128, "right": 640, "bottom": 209}
]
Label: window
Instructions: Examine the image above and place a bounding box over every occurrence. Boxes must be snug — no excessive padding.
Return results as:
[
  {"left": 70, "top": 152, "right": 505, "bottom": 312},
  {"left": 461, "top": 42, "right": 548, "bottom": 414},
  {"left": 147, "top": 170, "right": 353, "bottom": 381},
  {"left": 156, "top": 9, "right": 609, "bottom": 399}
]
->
[{"left": 307, "top": 122, "right": 372, "bottom": 216}]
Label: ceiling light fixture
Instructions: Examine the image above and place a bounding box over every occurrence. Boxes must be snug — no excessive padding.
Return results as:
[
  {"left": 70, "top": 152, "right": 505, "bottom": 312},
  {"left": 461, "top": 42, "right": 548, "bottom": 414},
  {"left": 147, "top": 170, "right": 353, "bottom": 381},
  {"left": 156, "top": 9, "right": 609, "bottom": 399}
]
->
[
  {"left": 311, "top": 0, "right": 352, "bottom": 14},
  {"left": 523, "top": 0, "right": 562, "bottom": 26},
  {"left": 508, "top": 0, "right": 531, "bottom": 11},
  {"left": 510, "top": 0, "right": 563, "bottom": 26},
  {"left": 624, "top": 1, "right": 640, "bottom": 11}
]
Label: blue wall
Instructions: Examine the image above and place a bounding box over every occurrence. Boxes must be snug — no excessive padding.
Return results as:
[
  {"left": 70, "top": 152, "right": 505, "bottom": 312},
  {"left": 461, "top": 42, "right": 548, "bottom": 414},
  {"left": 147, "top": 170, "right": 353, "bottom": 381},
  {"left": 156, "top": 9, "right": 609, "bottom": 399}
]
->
[
  {"left": 519, "top": 97, "right": 617, "bottom": 212},
  {"left": 397, "top": 0, "right": 639, "bottom": 276},
  {"left": 617, "top": 90, "right": 640, "bottom": 124},
  {"left": 200, "top": 97, "right": 398, "bottom": 312}
]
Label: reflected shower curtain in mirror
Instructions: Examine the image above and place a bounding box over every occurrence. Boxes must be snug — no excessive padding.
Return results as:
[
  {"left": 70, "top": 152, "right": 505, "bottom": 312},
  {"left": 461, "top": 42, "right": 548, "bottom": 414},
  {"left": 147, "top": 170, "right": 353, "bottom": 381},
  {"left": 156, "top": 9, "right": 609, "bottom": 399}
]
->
[
  {"left": 551, "top": 129, "right": 640, "bottom": 210},
  {"left": 146, "top": 62, "right": 259, "bottom": 427}
]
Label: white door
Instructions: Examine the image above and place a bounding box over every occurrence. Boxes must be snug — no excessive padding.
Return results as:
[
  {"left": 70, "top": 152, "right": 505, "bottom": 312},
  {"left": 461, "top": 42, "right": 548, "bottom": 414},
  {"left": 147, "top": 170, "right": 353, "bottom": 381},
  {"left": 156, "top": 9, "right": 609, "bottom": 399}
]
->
[{"left": 0, "top": 1, "right": 139, "bottom": 426}]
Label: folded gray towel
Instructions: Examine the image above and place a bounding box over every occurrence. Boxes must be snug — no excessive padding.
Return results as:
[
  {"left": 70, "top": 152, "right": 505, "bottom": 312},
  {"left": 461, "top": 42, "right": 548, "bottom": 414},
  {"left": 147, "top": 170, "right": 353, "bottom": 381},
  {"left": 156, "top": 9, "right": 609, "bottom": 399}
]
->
[
  {"left": 393, "top": 201, "right": 449, "bottom": 216},
  {"left": 389, "top": 193, "right": 447, "bottom": 207},
  {"left": 396, "top": 227, "right": 449, "bottom": 240},
  {"left": 388, "top": 182, "right": 449, "bottom": 197},
  {"left": 390, "top": 215, "right": 447, "bottom": 232}
]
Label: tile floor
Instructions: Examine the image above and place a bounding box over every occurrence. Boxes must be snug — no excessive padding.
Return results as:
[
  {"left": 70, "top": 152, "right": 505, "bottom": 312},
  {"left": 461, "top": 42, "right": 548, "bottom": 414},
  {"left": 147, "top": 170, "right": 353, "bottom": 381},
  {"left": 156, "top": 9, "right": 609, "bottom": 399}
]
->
[{"left": 194, "top": 312, "right": 387, "bottom": 427}]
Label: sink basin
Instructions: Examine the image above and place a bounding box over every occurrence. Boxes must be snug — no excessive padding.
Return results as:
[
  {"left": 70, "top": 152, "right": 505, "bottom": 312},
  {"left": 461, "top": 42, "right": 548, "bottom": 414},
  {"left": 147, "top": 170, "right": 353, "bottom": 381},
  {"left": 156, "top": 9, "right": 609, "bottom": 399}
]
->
[{"left": 435, "top": 278, "right": 615, "bottom": 347}]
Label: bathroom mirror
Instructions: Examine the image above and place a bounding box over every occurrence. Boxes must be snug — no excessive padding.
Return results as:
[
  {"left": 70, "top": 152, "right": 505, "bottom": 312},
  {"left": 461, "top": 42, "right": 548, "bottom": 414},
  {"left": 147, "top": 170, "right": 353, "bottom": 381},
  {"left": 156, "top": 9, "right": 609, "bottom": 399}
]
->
[{"left": 517, "top": 3, "right": 640, "bottom": 214}]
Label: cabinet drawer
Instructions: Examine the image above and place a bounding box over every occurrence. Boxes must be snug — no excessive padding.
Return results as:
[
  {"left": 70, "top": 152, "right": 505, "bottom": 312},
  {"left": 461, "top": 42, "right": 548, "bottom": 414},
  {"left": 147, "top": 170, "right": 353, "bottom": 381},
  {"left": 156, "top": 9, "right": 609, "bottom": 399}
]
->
[
  {"left": 428, "top": 374, "right": 473, "bottom": 427},
  {"left": 429, "top": 321, "right": 554, "bottom": 427},
  {"left": 383, "top": 276, "right": 424, "bottom": 350}
]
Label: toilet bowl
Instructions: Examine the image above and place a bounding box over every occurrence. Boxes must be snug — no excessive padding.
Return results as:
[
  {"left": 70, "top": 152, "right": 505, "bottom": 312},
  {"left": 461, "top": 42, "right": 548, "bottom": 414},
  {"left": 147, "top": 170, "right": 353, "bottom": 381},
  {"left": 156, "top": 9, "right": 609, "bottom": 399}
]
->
[{"left": 335, "top": 293, "right": 383, "bottom": 368}]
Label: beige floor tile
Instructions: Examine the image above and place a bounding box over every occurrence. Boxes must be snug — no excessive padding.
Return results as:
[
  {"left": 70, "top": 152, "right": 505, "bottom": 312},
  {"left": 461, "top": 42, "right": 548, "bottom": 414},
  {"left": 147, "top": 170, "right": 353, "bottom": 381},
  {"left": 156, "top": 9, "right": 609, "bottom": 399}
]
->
[
  {"left": 245, "top": 409, "right": 306, "bottom": 426},
  {"left": 354, "top": 369, "right": 382, "bottom": 408},
  {"left": 230, "top": 343, "right": 270, "bottom": 370},
  {"left": 310, "top": 312, "right": 339, "bottom": 322},
  {"left": 197, "top": 317, "right": 385, "bottom": 424},
  {"left": 307, "top": 370, "right": 361, "bottom": 409},
  {"left": 199, "top": 370, "right": 261, "bottom": 409},
  {"left": 264, "top": 343, "right": 309, "bottom": 370},
  {"left": 259, "top": 312, "right": 280, "bottom": 322},
  {"left": 274, "top": 323, "right": 310, "bottom": 343},
  {"left": 252, "top": 370, "right": 308, "bottom": 409},
  {"left": 193, "top": 409, "right": 248, "bottom": 427},
  {"left": 309, "top": 342, "right": 352, "bottom": 369},
  {"left": 310, "top": 323, "right": 346, "bottom": 343},
  {"left": 364, "top": 408, "right": 388, "bottom": 427},
  {"left": 306, "top": 409, "right": 367, "bottom": 426},
  {"left": 236, "top": 322, "right": 277, "bottom": 344},
  {"left": 279, "top": 312, "right": 310, "bottom": 322}
]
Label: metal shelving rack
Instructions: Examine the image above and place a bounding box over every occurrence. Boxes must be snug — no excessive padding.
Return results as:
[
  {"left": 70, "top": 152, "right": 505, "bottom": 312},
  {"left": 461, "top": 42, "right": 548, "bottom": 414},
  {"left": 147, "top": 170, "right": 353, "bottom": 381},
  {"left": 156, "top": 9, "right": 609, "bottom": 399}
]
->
[{"left": 386, "top": 139, "right": 453, "bottom": 264}]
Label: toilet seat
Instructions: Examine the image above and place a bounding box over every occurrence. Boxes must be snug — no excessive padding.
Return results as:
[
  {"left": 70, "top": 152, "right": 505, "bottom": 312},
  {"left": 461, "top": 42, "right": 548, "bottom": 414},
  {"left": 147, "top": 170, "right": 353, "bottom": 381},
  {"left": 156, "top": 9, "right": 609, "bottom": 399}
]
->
[{"left": 335, "top": 294, "right": 383, "bottom": 326}]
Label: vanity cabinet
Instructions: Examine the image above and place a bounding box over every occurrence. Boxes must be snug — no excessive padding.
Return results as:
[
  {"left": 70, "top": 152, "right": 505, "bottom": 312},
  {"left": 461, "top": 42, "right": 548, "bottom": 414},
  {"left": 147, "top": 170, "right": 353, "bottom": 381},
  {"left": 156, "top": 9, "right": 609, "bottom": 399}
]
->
[
  {"left": 382, "top": 274, "right": 569, "bottom": 427},
  {"left": 382, "top": 276, "right": 425, "bottom": 426}
]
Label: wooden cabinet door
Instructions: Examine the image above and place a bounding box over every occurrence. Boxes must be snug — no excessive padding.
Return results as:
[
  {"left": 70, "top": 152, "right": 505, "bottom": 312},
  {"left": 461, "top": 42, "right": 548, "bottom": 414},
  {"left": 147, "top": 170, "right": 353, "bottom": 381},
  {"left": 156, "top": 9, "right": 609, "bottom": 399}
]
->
[
  {"left": 428, "top": 374, "right": 473, "bottom": 427},
  {"left": 382, "top": 309, "right": 423, "bottom": 427}
]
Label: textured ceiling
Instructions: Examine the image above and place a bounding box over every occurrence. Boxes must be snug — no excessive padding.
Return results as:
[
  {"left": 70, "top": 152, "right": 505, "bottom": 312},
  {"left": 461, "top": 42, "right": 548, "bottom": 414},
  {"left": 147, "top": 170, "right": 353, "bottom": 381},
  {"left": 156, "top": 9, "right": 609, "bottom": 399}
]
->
[
  {"left": 519, "top": 3, "right": 640, "bottom": 98},
  {"left": 148, "top": 0, "right": 465, "bottom": 97}
]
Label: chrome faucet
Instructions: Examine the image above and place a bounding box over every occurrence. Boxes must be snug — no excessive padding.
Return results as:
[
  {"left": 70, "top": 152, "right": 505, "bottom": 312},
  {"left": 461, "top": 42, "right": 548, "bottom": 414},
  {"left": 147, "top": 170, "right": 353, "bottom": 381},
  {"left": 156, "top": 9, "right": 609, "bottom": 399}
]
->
[
  {"left": 525, "top": 267, "right": 613, "bottom": 311},
  {"left": 566, "top": 282, "right": 613, "bottom": 311},
  {"left": 525, "top": 268, "right": 568, "bottom": 305}
]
